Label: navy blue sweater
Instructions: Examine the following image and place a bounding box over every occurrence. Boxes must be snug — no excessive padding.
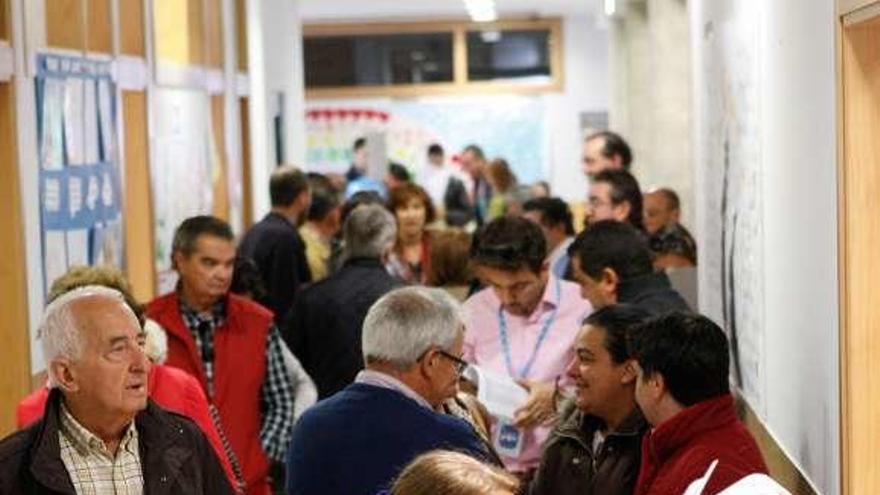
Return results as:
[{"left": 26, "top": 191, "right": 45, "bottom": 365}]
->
[{"left": 285, "top": 383, "right": 487, "bottom": 495}]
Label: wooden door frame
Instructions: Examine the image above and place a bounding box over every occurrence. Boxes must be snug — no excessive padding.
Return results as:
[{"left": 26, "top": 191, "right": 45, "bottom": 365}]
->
[{"left": 837, "top": 1, "right": 880, "bottom": 493}]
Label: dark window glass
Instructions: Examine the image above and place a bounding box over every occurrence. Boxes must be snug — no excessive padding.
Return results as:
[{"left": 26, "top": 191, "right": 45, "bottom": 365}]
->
[
  {"left": 304, "top": 33, "right": 454, "bottom": 88},
  {"left": 466, "top": 30, "right": 552, "bottom": 82}
]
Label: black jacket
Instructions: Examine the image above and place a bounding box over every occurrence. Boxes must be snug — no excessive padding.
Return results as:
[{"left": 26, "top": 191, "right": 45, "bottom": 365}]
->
[
  {"left": 530, "top": 400, "right": 647, "bottom": 495},
  {"left": 443, "top": 177, "right": 473, "bottom": 227},
  {"left": 281, "top": 257, "right": 401, "bottom": 398},
  {"left": 238, "top": 212, "right": 312, "bottom": 319},
  {"left": 618, "top": 271, "right": 691, "bottom": 316},
  {"left": 0, "top": 389, "right": 234, "bottom": 495}
]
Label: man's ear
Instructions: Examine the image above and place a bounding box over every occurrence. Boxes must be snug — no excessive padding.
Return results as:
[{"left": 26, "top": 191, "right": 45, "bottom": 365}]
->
[
  {"left": 50, "top": 359, "right": 79, "bottom": 393},
  {"left": 171, "top": 250, "right": 184, "bottom": 271},
  {"left": 647, "top": 371, "right": 665, "bottom": 401},
  {"left": 613, "top": 201, "right": 632, "bottom": 223},
  {"left": 600, "top": 267, "right": 619, "bottom": 289},
  {"left": 620, "top": 359, "right": 638, "bottom": 385}
]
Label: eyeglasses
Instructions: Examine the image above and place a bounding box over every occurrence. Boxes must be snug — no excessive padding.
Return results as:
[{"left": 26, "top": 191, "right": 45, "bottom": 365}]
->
[{"left": 436, "top": 349, "right": 470, "bottom": 375}]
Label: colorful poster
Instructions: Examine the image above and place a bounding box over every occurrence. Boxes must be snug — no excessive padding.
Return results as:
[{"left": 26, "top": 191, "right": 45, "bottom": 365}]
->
[{"left": 306, "top": 96, "right": 547, "bottom": 184}]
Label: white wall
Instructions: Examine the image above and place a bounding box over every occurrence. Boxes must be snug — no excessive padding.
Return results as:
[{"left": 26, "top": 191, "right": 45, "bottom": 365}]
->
[
  {"left": 760, "top": 1, "right": 839, "bottom": 493},
  {"left": 247, "top": 0, "right": 308, "bottom": 218},
  {"left": 609, "top": 0, "right": 694, "bottom": 228},
  {"left": 691, "top": 0, "right": 839, "bottom": 493},
  {"left": 546, "top": 15, "right": 608, "bottom": 202}
]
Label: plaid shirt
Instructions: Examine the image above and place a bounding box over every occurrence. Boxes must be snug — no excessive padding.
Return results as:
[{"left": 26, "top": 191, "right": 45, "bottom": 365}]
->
[
  {"left": 59, "top": 402, "right": 144, "bottom": 495},
  {"left": 180, "top": 299, "right": 296, "bottom": 462}
]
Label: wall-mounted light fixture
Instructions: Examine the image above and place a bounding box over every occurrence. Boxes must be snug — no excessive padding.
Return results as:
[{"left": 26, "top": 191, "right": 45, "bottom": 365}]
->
[{"left": 464, "top": 0, "right": 497, "bottom": 23}]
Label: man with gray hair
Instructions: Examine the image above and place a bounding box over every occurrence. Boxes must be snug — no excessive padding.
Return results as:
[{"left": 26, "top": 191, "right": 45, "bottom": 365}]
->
[
  {"left": 286, "top": 286, "right": 488, "bottom": 495},
  {"left": 282, "top": 203, "right": 402, "bottom": 398},
  {"left": 0, "top": 286, "right": 233, "bottom": 494}
]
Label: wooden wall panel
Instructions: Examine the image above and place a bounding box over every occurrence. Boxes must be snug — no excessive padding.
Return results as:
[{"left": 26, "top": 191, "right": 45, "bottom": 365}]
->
[
  {"left": 235, "top": 0, "right": 247, "bottom": 71},
  {"left": 154, "top": 0, "right": 204, "bottom": 65},
  {"left": 119, "top": 0, "right": 146, "bottom": 56},
  {"left": 205, "top": 0, "right": 224, "bottom": 68},
  {"left": 46, "top": 0, "right": 84, "bottom": 50},
  {"left": 187, "top": 0, "right": 205, "bottom": 65},
  {"left": 45, "top": 0, "right": 112, "bottom": 52},
  {"left": 121, "top": 91, "right": 156, "bottom": 303},
  {"left": 840, "top": 13, "right": 880, "bottom": 495},
  {"left": 87, "top": 0, "right": 112, "bottom": 53},
  {"left": 211, "top": 95, "right": 229, "bottom": 221},
  {"left": 0, "top": 83, "right": 31, "bottom": 437},
  {"left": 0, "top": 0, "right": 9, "bottom": 41},
  {"left": 240, "top": 97, "right": 253, "bottom": 228}
]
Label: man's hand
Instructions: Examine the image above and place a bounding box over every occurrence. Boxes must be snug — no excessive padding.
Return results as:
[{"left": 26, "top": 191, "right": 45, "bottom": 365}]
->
[{"left": 513, "top": 380, "right": 556, "bottom": 429}]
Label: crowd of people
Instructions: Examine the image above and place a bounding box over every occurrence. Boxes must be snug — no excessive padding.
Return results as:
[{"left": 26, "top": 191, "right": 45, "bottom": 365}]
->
[{"left": 0, "top": 130, "right": 789, "bottom": 495}]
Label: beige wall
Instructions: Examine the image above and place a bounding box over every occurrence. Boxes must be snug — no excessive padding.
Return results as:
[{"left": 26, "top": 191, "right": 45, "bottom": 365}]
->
[{"left": 609, "top": 0, "right": 694, "bottom": 228}]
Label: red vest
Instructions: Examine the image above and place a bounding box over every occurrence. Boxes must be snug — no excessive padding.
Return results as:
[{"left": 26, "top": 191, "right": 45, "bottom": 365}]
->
[{"left": 147, "top": 292, "right": 273, "bottom": 495}]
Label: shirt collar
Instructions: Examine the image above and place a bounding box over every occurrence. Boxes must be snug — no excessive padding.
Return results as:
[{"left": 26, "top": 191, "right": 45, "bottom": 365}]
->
[
  {"left": 59, "top": 401, "right": 138, "bottom": 458},
  {"left": 492, "top": 273, "right": 562, "bottom": 324},
  {"left": 355, "top": 369, "right": 433, "bottom": 410},
  {"left": 547, "top": 237, "right": 574, "bottom": 267},
  {"left": 179, "top": 296, "right": 226, "bottom": 325}
]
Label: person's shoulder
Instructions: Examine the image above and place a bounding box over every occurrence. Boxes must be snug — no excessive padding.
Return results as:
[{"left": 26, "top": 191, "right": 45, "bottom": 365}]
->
[
  {"left": 153, "top": 365, "right": 202, "bottom": 393},
  {"left": 462, "top": 287, "right": 496, "bottom": 313},
  {"left": 0, "top": 424, "right": 37, "bottom": 464}
]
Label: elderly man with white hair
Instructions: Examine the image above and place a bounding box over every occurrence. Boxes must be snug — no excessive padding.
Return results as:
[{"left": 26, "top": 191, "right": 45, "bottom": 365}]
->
[
  {"left": 286, "top": 286, "right": 489, "bottom": 495},
  {"left": 0, "top": 286, "right": 234, "bottom": 495}
]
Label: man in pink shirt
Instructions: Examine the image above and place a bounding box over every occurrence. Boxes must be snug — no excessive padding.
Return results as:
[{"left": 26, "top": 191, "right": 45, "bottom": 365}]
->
[{"left": 463, "top": 216, "right": 593, "bottom": 476}]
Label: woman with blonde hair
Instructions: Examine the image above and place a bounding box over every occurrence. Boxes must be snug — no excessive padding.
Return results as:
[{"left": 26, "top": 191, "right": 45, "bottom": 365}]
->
[
  {"left": 391, "top": 450, "right": 519, "bottom": 495},
  {"left": 485, "top": 158, "right": 518, "bottom": 220}
]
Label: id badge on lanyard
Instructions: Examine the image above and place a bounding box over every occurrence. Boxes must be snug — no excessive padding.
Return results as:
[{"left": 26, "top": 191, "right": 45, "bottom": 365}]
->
[
  {"left": 493, "top": 278, "right": 561, "bottom": 459},
  {"left": 494, "top": 420, "right": 525, "bottom": 458}
]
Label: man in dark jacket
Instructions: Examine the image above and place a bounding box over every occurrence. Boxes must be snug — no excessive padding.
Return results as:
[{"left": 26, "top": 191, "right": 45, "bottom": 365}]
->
[
  {"left": 238, "top": 165, "right": 312, "bottom": 319},
  {"left": 281, "top": 203, "right": 401, "bottom": 398},
  {"left": 568, "top": 220, "right": 690, "bottom": 315},
  {"left": 530, "top": 305, "right": 650, "bottom": 495},
  {"left": 0, "top": 286, "right": 232, "bottom": 495},
  {"left": 286, "top": 287, "right": 488, "bottom": 495}
]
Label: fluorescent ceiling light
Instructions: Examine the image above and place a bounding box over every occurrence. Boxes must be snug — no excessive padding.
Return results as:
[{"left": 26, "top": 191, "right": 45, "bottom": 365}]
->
[
  {"left": 604, "top": 0, "right": 616, "bottom": 17},
  {"left": 464, "top": 0, "right": 497, "bottom": 23}
]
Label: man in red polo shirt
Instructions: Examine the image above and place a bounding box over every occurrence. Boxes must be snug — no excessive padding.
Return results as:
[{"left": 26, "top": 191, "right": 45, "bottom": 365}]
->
[
  {"left": 147, "top": 216, "right": 295, "bottom": 495},
  {"left": 629, "top": 312, "right": 768, "bottom": 495}
]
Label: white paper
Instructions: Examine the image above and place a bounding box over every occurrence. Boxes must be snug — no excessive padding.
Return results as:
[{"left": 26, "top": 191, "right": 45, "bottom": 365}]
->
[
  {"left": 40, "top": 79, "right": 66, "bottom": 170},
  {"left": 63, "top": 78, "right": 85, "bottom": 165},
  {"left": 43, "top": 231, "right": 69, "bottom": 289},
  {"left": 65, "top": 229, "right": 89, "bottom": 266},
  {"left": 83, "top": 80, "right": 100, "bottom": 164},
  {"left": 97, "top": 79, "right": 116, "bottom": 161},
  {"left": 462, "top": 365, "right": 528, "bottom": 421}
]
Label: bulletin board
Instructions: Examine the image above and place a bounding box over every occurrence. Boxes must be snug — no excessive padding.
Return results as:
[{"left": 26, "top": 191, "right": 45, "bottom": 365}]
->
[{"left": 35, "top": 53, "right": 123, "bottom": 296}]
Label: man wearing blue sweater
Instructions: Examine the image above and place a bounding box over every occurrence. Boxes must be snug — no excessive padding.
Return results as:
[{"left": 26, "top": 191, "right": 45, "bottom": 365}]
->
[{"left": 285, "top": 287, "right": 488, "bottom": 495}]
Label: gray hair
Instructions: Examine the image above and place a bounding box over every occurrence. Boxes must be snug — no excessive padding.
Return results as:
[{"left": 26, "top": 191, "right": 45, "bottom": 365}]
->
[
  {"left": 362, "top": 286, "right": 464, "bottom": 368},
  {"left": 343, "top": 203, "right": 397, "bottom": 261},
  {"left": 40, "top": 285, "right": 134, "bottom": 385}
]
